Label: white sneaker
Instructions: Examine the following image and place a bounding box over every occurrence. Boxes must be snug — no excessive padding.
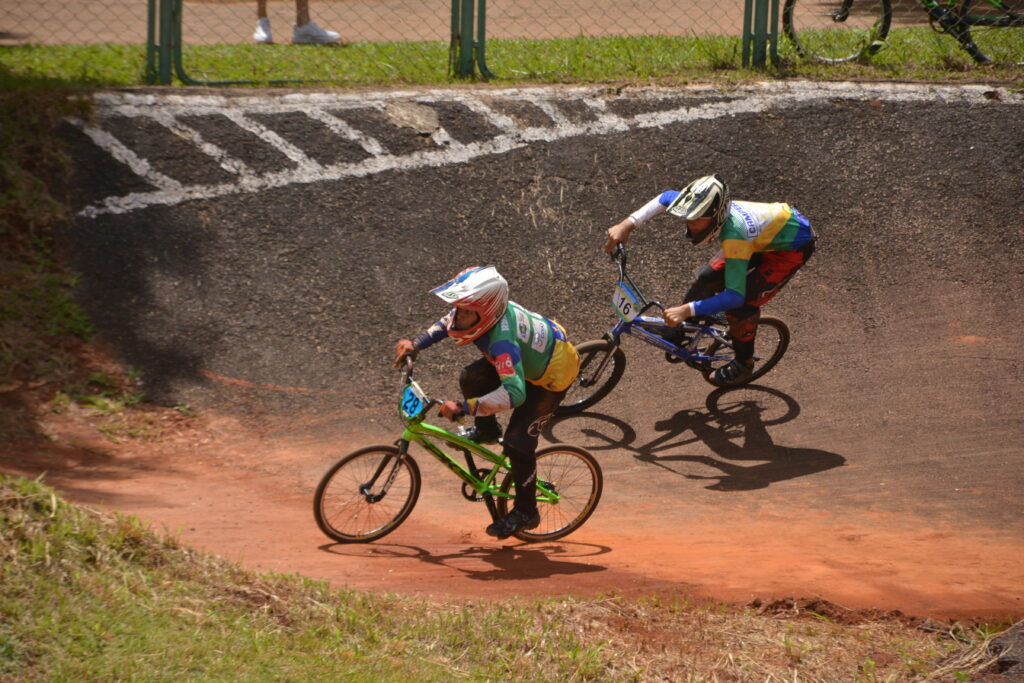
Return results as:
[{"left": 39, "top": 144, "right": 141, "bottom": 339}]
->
[
  {"left": 253, "top": 17, "right": 272, "bottom": 44},
  {"left": 292, "top": 21, "right": 340, "bottom": 44}
]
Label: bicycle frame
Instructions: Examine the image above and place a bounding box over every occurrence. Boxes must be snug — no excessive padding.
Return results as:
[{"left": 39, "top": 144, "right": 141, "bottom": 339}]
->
[
  {"left": 385, "top": 361, "right": 562, "bottom": 513},
  {"left": 600, "top": 245, "right": 744, "bottom": 368}
]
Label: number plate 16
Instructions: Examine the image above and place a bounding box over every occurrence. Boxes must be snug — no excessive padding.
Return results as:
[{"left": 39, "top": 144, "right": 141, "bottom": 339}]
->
[{"left": 612, "top": 281, "right": 641, "bottom": 322}]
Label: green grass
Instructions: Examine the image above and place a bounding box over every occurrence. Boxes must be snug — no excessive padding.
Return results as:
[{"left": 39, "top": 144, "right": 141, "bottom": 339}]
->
[
  {"left": 1, "top": 27, "right": 1021, "bottom": 89},
  {"left": 1, "top": 474, "right": 1010, "bottom": 681}
]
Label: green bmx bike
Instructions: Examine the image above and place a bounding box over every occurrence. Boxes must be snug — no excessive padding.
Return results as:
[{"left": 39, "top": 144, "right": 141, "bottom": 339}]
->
[{"left": 313, "top": 358, "right": 603, "bottom": 543}]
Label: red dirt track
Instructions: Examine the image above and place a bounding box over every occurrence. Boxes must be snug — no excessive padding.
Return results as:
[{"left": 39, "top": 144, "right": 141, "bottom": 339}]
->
[{"left": 6, "top": 393, "right": 1022, "bottom": 622}]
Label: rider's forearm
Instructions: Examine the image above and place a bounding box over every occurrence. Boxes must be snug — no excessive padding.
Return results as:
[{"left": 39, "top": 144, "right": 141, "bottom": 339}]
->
[
  {"left": 692, "top": 289, "right": 744, "bottom": 316},
  {"left": 464, "top": 386, "right": 514, "bottom": 417},
  {"left": 412, "top": 316, "right": 450, "bottom": 350},
  {"left": 628, "top": 194, "right": 670, "bottom": 226}
]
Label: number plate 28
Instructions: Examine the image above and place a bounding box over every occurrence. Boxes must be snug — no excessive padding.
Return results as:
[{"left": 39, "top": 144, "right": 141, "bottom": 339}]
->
[
  {"left": 612, "top": 281, "right": 641, "bottom": 322},
  {"left": 400, "top": 382, "right": 428, "bottom": 420}
]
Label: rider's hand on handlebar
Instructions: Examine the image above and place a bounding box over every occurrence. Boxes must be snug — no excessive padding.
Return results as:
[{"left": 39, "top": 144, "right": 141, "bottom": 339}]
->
[
  {"left": 393, "top": 339, "right": 417, "bottom": 368},
  {"left": 604, "top": 219, "right": 635, "bottom": 254},
  {"left": 663, "top": 303, "right": 695, "bottom": 327},
  {"left": 439, "top": 400, "right": 466, "bottom": 421}
]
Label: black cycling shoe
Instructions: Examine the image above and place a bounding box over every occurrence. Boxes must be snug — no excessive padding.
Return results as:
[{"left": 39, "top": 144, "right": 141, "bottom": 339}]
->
[
  {"left": 713, "top": 358, "right": 754, "bottom": 385},
  {"left": 661, "top": 327, "right": 690, "bottom": 364},
  {"left": 486, "top": 508, "right": 541, "bottom": 539},
  {"left": 458, "top": 425, "right": 501, "bottom": 445}
]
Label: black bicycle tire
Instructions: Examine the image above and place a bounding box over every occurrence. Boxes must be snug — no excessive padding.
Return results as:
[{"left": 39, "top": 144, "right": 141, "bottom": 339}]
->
[
  {"left": 957, "top": 0, "right": 1024, "bottom": 64},
  {"left": 555, "top": 339, "right": 626, "bottom": 416},
  {"left": 782, "top": 0, "right": 893, "bottom": 63},
  {"left": 313, "top": 445, "right": 421, "bottom": 543},
  {"left": 702, "top": 317, "right": 791, "bottom": 388},
  {"left": 495, "top": 443, "right": 603, "bottom": 542}
]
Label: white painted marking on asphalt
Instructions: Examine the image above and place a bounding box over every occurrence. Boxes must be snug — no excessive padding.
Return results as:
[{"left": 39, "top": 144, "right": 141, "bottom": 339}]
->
[
  {"left": 220, "top": 110, "right": 325, "bottom": 174},
  {"left": 77, "top": 82, "right": 1023, "bottom": 218},
  {"left": 149, "top": 111, "right": 252, "bottom": 177},
  {"left": 68, "top": 118, "right": 184, "bottom": 193},
  {"left": 304, "top": 109, "right": 387, "bottom": 156}
]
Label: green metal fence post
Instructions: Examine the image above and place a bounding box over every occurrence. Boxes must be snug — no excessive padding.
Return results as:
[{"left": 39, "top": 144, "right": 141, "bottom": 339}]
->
[
  {"left": 769, "top": 0, "right": 780, "bottom": 65},
  {"left": 156, "top": 0, "right": 174, "bottom": 84},
  {"left": 459, "top": 0, "right": 475, "bottom": 76},
  {"left": 742, "top": 0, "right": 753, "bottom": 67},
  {"left": 450, "top": 0, "right": 494, "bottom": 79},
  {"left": 742, "top": 0, "right": 778, "bottom": 68},
  {"left": 146, "top": 0, "right": 158, "bottom": 84},
  {"left": 475, "top": 0, "right": 494, "bottom": 79},
  {"left": 753, "top": 0, "right": 769, "bottom": 67},
  {"left": 449, "top": 0, "right": 460, "bottom": 75}
]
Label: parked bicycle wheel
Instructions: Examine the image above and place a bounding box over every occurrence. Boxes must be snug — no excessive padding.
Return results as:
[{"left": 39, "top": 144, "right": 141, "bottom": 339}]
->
[
  {"left": 956, "top": 0, "right": 1024, "bottom": 65},
  {"left": 701, "top": 317, "right": 791, "bottom": 388},
  {"left": 313, "top": 445, "right": 421, "bottom": 543},
  {"left": 496, "top": 444, "right": 603, "bottom": 542},
  {"left": 556, "top": 339, "right": 626, "bottom": 416},
  {"left": 783, "top": 0, "right": 892, "bottom": 62}
]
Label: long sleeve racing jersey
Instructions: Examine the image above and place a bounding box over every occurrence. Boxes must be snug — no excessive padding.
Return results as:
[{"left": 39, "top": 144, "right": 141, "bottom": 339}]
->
[
  {"left": 629, "top": 191, "right": 814, "bottom": 316},
  {"left": 412, "top": 301, "right": 578, "bottom": 416}
]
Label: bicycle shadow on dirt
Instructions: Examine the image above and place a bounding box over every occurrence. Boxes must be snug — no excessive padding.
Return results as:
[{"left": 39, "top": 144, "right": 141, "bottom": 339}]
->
[
  {"left": 319, "top": 541, "right": 611, "bottom": 582},
  {"left": 545, "top": 385, "right": 846, "bottom": 491}
]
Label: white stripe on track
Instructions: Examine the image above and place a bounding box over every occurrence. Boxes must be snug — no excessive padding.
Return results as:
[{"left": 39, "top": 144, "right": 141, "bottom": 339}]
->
[{"left": 77, "top": 81, "right": 1022, "bottom": 218}]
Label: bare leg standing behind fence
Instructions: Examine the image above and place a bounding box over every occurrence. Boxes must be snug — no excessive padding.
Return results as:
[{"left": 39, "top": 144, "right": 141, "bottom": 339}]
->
[{"left": 254, "top": 0, "right": 341, "bottom": 45}]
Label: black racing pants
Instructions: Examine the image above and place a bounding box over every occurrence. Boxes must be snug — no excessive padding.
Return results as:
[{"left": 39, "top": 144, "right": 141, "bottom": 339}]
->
[{"left": 459, "top": 357, "right": 565, "bottom": 515}]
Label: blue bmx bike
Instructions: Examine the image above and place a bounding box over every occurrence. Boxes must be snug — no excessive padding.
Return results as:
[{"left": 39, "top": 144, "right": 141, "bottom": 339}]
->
[{"left": 556, "top": 245, "right": 790, "bottom": 416}]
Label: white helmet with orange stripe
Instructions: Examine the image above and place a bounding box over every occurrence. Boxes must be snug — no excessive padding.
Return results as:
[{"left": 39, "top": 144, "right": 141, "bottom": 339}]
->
[{"left": 431, "top": 266, "right": 509, "bottom": 345}]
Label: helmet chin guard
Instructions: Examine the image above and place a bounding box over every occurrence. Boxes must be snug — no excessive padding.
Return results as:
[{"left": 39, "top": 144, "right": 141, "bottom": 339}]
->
[
  {"left": 667, "top": 174, "right": 731, "bottom": 245},
  {"left": 431, "top": 266, "right": 509, "bottom": 345}
]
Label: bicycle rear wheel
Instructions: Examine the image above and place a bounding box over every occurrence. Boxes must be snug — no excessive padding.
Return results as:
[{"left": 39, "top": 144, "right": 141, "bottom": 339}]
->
[
  {"left": 496, "top": 444, "right": 603, "bottom": 542},
  {"left": 701, "top": 317, "right": 791, "bottom": 388},
  {"left": 782, "top": 0, "right": 892, "bottom": 62},
  {"left": 313, "top": 445, "right": 421, "bottom": 543},
  {"left": 957, "top": 0, "right": 1024, "bottom": 65},
  {"left": 556, "top": 339, "right": 626, "bottom": 416}
]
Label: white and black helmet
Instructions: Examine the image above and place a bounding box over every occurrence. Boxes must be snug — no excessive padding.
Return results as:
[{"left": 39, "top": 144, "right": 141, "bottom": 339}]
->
[{"left": 666, "top": 174, "right": 731, "bottom": 246}]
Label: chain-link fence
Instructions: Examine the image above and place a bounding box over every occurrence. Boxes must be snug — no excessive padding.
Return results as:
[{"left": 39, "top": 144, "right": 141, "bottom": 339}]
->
[
  {"left": 3, "top": 0, "right": 1017, "bottom": 85},
  {"left": 1, "top": 0, "right": 756, "bottom": 84}
]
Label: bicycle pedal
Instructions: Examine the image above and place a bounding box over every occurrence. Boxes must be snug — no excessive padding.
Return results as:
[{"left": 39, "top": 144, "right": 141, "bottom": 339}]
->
[{"left": 664, "top": 351, "right": 686, "bottom": 364}]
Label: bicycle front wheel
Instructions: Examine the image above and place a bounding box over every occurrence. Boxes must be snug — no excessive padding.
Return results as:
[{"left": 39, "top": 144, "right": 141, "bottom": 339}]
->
[
  {"left": 313, "top": 445, "right": 421, "bottom": 543},
  {"left": 497, "top": 444, "right": 603, "bottom": 542},
  {"left": 957, "top": 0, "right": 1024, "bottom": 65},
  {"left": 556, "top": 339, "right": 626, "bottom": 416},
  {"left": 783, "top": 0, "right": 892, "bottom": 62},
  {"left": 702, "top": 317, "right": 791, "bottom": 388}
]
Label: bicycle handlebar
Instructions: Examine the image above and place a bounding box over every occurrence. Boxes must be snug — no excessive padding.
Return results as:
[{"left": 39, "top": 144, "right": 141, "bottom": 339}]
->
[
  {"left": 610, "top": 243, "right": 667, "bottom": 314},
  {"left": 399, "top": 354, "right": 446, "bottom": 417}
]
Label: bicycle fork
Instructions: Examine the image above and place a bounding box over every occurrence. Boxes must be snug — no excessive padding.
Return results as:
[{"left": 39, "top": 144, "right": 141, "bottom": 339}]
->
[{"left": 362, "top": 440, "right": 414, "bottom": 502}]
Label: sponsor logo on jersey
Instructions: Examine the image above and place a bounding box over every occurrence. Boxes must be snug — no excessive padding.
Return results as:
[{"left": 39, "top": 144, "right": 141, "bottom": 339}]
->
[
  {"left": 734, "top": 205, "right": 758, "bottom": 237},
  {"left": 531, "top": 318, "right": 549, "bottom": 352},
  {"left": 515, "top": 308, "right": 531, "bottom": 344},
  {"left": 493, "top": 352, "right": 516, "bottom": 377}
]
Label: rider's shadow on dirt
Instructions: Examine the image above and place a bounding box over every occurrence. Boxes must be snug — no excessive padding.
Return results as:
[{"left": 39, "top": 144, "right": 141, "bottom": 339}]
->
[
  {"left": 321, "top": 542, "right": 610, "bottom": 582},
  {"left": 545, "top": 385, "right": 845, "bottom": 491}
]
